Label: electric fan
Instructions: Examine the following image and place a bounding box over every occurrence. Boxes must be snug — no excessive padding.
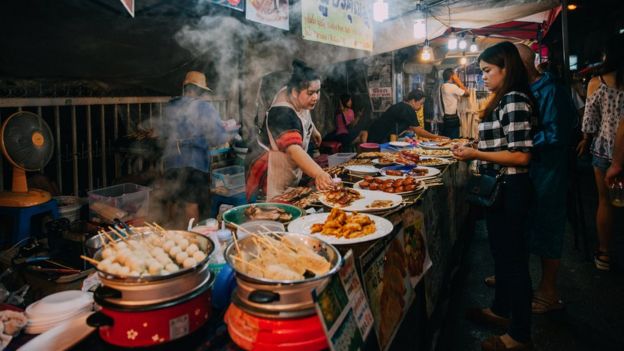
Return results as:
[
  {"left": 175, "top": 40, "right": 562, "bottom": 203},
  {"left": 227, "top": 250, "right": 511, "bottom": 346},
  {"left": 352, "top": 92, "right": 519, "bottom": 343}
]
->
[{"left": 0, "top": 111, "right": 54, "bottom": 207}]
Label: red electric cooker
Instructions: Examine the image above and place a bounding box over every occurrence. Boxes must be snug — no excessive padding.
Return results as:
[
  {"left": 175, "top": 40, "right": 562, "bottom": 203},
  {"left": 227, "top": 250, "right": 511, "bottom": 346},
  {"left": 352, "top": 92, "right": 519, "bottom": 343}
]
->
[
  {"left": 223, "top": 232, "right": 343, "bottom": 351},
  {"left": 86, "top": 229, "right": 215, "bottom": 348}
]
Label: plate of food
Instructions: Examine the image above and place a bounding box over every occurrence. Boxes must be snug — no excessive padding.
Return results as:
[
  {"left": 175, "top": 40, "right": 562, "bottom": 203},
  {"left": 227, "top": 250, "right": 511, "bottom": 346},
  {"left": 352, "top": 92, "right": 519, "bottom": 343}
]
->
[
  {"left": 319, "top": 188, "right": 402, "bottom": 212},
  {"left": 389, "top": 141, "right": 412, "bottom": 148},
  {"left": 411, "top": 148, "right": 454, "bottom": 158},
  {"left": 419, "top": 140, "right": 453, "bottom": 149},
  {"left": 222, "top": 203, "right": 304, "bottom": 225},
  {"left": 353, "top": 176, "right": 424, "bottom": 195},
  {"left": 417, "top": 156, "right": 452, "bottom": 167},
  {"left": 287, "top": 208, "right": 394, "bottom": 245},
  {"left": 344, "top": 165, "right": 379, "bottom": 175},
  {"left": 380, "top": 165, "right": 441, "bottom": 179},
  {"left": 372, "top": 157, "right": 396, "bottom": 166}
]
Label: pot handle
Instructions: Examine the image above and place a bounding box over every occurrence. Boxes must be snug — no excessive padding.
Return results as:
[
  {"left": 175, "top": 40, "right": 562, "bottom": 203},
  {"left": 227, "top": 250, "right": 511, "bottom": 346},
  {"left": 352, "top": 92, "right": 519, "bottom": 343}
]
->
[
  {"left": 248, "top": 290, "right": 280, "bottom": 304},
  {"left": 86, "top": 311, "right": 114, "bottom": 328},
  {"left": 94, "top": 285, "right": 122, "bottom": 300}
]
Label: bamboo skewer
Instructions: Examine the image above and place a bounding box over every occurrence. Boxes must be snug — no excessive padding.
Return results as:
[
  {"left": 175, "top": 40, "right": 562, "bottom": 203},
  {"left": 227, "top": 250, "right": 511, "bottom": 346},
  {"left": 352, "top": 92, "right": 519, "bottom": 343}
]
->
[
  {"left": 99, "top": 230, "right": 119, "bottom": 248},
  {"left": 108, "top": 226, "right": 129, "bottom": 243},
  {"left": 80, "top": 255, "right": 100, "bottom": 266},
  {"left": 229, "top": 254, "right": 266, "bottom": 274}
]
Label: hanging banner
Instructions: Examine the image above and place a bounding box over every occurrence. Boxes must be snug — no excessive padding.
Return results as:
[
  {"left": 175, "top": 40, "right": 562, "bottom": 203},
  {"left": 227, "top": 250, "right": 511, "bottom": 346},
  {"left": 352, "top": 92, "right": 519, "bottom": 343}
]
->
[
  {"left": 366, "top": 54, "right": 393, "bottom": 112},
  {"left": 301, "top": 0, "right": 373, "bottom": 51},
  {"left": 120, "top": 0, "right": 134, "bottom": 17},
  {"left": 210, "top": 0, "right": 245, "bottom": 12},
  {"left": 245, "top": 0, "right": 289, "bottom": 30}
]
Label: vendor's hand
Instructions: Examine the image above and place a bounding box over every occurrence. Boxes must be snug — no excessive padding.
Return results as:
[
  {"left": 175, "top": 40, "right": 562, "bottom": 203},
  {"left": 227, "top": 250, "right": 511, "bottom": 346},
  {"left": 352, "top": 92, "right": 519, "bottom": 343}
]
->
[
  {"left": 436, "top": 136, "right": 450, "bottom": 141},
  {"left": 314, "top": 171, "right": 334, "bottom": 191},
  {"left": 312, "top": 129, "right": 322, "bottom": 147},
  {"left": 605, "top": 164, "right": 623, "bottom": 186},
  {"left": 452, "top": 145, "right": 478, "bottom": 161},
  {"left": 576, "top": 139, "right": 588, "bottom": 157}
]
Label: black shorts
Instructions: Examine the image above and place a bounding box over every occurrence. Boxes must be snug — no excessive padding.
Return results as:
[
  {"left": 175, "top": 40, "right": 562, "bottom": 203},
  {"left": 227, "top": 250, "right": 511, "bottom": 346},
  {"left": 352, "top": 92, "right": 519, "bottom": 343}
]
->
[{"left": 163, "top": 167, "right": 211, "bottom": 205}]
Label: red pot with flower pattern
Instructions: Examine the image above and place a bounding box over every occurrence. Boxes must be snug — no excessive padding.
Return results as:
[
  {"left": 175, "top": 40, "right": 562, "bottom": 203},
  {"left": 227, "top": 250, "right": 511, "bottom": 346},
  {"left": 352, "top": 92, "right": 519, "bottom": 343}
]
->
[{"left": 87, "top": 275, "right": 213, "bottom": 347}]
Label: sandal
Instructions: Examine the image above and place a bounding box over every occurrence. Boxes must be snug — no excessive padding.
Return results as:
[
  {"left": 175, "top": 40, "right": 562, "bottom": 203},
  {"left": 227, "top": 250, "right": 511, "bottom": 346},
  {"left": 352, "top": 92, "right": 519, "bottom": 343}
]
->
[
  {"left": 594, "top": 251, "right": 610, "bottom": 271},
  {"left": 531, "top": 293, "right": 564, "bottom": 314},
  {"left": 484, "top": 275, "right": 496, "bottom": 288}
]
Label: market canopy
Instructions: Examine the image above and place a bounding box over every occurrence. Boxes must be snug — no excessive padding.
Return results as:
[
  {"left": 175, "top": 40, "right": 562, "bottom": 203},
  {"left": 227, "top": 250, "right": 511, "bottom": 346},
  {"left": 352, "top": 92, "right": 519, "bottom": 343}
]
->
[{"left": 0, "top": 0, "right": 558, "bottom": 95}]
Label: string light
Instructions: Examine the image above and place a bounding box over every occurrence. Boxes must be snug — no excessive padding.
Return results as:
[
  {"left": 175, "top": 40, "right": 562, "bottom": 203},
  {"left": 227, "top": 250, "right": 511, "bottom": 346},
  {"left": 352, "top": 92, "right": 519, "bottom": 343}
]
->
[
  {"left": 567, "top": 1, "right": 578, "bottom": 10},
  {"left": 373, "top": 0, "right": 388, "bottom": 22},
  {"left": 469, "top": 37, "right": 478, "bottom": 53},
  {"left": 460, "top": 54, "right": 467, "bottom": 65},
  {"left": 448, "top": 29, "right": 458, "bottom": 50}
]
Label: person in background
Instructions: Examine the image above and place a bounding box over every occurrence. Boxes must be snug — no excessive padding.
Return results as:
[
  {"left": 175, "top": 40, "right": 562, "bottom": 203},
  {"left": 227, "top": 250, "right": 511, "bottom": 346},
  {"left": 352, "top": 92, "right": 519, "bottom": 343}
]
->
[
  {"left": 160, "top": 71, "right": 238, "bottom": 227},
  {"left": 334, "top": 94, "right": 355, "bottom": 150},
  {"left": 605, "top": 119, "right": 624, "bottom": 185},
  {"left": 577, "top": 33, "right": 624, "bottom": 271},
  {"left": 453, "top": 42, "right": 535, "bottom": 351},
  {"left": 245, "top": 60, "right": 333, "bottom": 201},
  {"left": 516, "top": 44, "right": 577, "bottom": 314},
  {"left": 367, "top": 89, "right": 442, "bottom": 144},
  {"left": 440, "top": 68, "right": 469, "bottom": 138}
]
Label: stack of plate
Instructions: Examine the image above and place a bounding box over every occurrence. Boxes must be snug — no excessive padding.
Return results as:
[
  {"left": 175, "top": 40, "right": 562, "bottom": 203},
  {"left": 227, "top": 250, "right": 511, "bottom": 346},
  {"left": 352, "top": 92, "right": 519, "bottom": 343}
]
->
[{"left": 25, "top": 290, "right": 93, "bottom": 334}]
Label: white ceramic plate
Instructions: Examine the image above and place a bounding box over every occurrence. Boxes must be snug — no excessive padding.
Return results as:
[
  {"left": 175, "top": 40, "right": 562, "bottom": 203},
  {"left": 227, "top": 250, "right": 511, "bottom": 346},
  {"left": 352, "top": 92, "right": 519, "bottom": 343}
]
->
[
  {"left": 379, "top": 165, "right": 441, "bottom": 180},
  {"left": 372, "top": 158, "right": 396, "bottom": 166},
  {"left": 319, "top": 189, "right": 402, "bottom": 212},
  {"left": 353, "top": 177, "right": 424, "bottom": 195},
  {"left": 288, "top": 212, "right": 394, "bottom": 245},
  {"left": 344, "top": 165, "right": 379, "bottom": 175},
  {"left": 389, "top": 141, "right": 412, "bottom": 148},
  {"left": 21, "top": 312, "right": 94, "bottom": 349}
]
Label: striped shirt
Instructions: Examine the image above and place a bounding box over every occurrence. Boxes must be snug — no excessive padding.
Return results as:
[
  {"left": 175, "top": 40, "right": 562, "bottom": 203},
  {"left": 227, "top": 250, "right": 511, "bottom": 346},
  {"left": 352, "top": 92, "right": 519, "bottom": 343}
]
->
[{"left": 478, "top": 91, "right": 533, "bottom": 175}]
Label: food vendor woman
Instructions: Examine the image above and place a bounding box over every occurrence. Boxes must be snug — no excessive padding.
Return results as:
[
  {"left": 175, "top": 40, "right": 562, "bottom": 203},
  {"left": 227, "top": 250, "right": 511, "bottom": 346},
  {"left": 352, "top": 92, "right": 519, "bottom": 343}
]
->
[{"left": 246, "top": 60, "right": 334, "bottom": 201}]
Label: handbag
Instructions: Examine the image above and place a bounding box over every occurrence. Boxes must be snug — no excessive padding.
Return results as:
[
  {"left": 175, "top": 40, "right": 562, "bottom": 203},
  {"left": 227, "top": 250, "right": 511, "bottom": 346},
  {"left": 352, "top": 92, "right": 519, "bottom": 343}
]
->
[{"left": 465, "top": 168, "right": 506, "bottom": 207}]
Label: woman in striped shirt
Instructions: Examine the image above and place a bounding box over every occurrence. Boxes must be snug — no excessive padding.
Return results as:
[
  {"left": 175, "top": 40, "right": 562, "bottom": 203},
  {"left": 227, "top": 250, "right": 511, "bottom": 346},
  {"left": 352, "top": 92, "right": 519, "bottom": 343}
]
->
[{"left": 453, "top": 41, "right": 535, "bottom": 351}]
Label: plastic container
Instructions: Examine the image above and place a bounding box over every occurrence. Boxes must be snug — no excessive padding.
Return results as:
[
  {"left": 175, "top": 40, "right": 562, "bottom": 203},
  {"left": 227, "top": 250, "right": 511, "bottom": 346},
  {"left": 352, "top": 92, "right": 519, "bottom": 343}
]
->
[
  {"left": 54, "top": 196, "right": 82, "bottom": 222},
  {"left": 208, "top": 223, "right": 232, "bottom": 276},
  {"left": 327, "top": 153, "right": 356, "bottom": 167},
  {"left": 88, "top": 183, "right": 151, "bottom": 221},
  {"left": 212, "top": 165, "right": 245, "bottom": 190}
]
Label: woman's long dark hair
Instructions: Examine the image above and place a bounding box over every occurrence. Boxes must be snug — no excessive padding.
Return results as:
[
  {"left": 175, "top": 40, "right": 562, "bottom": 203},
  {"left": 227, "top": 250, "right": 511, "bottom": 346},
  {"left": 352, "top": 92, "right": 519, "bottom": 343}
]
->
[
  {"left": 287, "top": 59, "right": 320, "bottom": 93},
  {"left": 602, "top": 33, "right": 624, "bottom": 88},
  {"left": 478, "top": 41, "right": 534, "bottom": 119}
]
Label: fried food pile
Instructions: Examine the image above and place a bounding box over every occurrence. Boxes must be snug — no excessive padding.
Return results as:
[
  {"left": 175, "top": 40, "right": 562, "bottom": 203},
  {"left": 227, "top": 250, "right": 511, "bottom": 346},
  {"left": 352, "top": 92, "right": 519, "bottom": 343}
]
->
[
  {"left": 324, "top": 188, "right": 362, "bottom": 207},
  {"left": 310, "top": 208, "right": 376, "bottom": 239}
]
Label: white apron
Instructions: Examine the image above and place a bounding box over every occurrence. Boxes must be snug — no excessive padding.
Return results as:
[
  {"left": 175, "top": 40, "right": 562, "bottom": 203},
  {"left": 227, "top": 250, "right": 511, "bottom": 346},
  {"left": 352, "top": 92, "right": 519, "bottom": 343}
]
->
[{"left": 258, "top": 91, "right": 313, "bottom": 199}]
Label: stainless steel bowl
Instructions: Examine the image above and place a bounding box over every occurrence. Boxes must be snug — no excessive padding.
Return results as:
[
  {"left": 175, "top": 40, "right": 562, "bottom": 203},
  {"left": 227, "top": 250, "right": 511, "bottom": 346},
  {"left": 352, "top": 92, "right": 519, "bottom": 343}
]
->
[
  {"left": 225, "top": 232, "right": 342, "bottom": 315},
  {"left": 224, "top": 232, "right": 342, "bottom": 285},
  {"left": 92, "top": 228, "right": 214, "bottom": 283}
]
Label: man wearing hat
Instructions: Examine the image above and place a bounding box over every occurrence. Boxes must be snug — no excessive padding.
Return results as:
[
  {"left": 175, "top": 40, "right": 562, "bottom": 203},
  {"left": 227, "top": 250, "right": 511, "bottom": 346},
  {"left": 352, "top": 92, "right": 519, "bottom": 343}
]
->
[{"left": 159, "top": 71, "right": 237, "bottom": 227}]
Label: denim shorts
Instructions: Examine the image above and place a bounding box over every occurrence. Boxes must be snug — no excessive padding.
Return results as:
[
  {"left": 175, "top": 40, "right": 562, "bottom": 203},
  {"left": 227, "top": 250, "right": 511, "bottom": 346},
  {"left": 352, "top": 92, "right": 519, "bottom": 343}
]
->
[{"left": 592, "top": 155, "right": 611, "bottom": 172}]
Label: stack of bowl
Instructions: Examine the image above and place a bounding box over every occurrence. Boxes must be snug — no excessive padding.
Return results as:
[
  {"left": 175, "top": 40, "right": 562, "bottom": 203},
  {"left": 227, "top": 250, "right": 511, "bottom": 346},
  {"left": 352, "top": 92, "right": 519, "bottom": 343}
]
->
[{"left": 25, "top": 290, "right": 93, "bottom": 334}]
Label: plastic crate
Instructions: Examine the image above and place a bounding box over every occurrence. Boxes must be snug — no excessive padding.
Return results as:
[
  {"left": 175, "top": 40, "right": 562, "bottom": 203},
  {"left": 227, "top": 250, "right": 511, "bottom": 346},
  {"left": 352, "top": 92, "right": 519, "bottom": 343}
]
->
[
  {"left": 88, "top": 183, "right": 151, "bottom": 221},
  {"left": 328, "top": 153, "right": 356, "bottom": 167},
  {"left": 211, "top": 165, "right": 245, "bottom": 190}
]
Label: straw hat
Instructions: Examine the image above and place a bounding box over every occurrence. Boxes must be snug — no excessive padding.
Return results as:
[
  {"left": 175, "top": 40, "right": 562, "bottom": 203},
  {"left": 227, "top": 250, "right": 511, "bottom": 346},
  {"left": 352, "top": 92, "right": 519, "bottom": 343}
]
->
[{"left": 182, "top": 71, "right": 213, "bottom": 92}]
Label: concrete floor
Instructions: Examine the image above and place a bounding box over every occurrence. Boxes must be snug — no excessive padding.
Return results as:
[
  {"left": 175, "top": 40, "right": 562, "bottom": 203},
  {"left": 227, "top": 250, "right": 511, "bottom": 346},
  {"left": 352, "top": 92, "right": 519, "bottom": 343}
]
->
[{"left": 440, "top": 166, "right": 624, "bottom": 351}]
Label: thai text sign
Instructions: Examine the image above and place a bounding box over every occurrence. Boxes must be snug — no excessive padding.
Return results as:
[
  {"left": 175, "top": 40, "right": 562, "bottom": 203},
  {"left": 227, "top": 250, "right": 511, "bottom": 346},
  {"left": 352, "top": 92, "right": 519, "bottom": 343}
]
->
[{"left": 301, "top": 0, "right": 373, "bottom": 51}]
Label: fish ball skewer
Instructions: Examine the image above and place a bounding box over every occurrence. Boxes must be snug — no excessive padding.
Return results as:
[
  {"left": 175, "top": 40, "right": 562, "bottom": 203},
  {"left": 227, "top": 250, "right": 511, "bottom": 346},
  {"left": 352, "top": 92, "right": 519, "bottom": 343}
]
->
[{"left": 175, "top": 251, "right": 189, "bottom": 265}]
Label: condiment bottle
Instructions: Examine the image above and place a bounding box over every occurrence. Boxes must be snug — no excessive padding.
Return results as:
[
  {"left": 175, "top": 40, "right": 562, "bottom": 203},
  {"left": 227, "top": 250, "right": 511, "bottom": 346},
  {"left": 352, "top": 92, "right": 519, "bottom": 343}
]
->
[{"left": 208, "top": 222, "right": 232, "bottom": 275}]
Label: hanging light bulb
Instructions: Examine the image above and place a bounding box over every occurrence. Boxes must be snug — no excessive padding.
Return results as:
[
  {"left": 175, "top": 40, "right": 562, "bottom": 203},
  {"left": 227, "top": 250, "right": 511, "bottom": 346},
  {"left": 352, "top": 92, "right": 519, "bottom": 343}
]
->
[
  {"left": 458, "top": 34, "right": 467, "bottom": 50},
  {"left": 460, "top": 54, "right": 467, "bottom": 66},
  {"left": 421, "top": 40, "right": 433, "bottom": 61},
  {"left": 448, "top": 29, "right": 458, "bottom": 50},
  {"left": 469, "top": 37, "right": 478, "bottom": 53},
  {"left": 373, "top": 0, "right": 389, "bottom": 22}
]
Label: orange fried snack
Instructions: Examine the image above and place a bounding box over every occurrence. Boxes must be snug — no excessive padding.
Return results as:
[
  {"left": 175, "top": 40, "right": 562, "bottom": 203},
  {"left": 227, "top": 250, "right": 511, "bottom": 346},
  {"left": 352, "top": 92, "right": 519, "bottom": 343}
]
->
[{"left": 310, "top": 208, "right": 376, "bottom": 239}]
